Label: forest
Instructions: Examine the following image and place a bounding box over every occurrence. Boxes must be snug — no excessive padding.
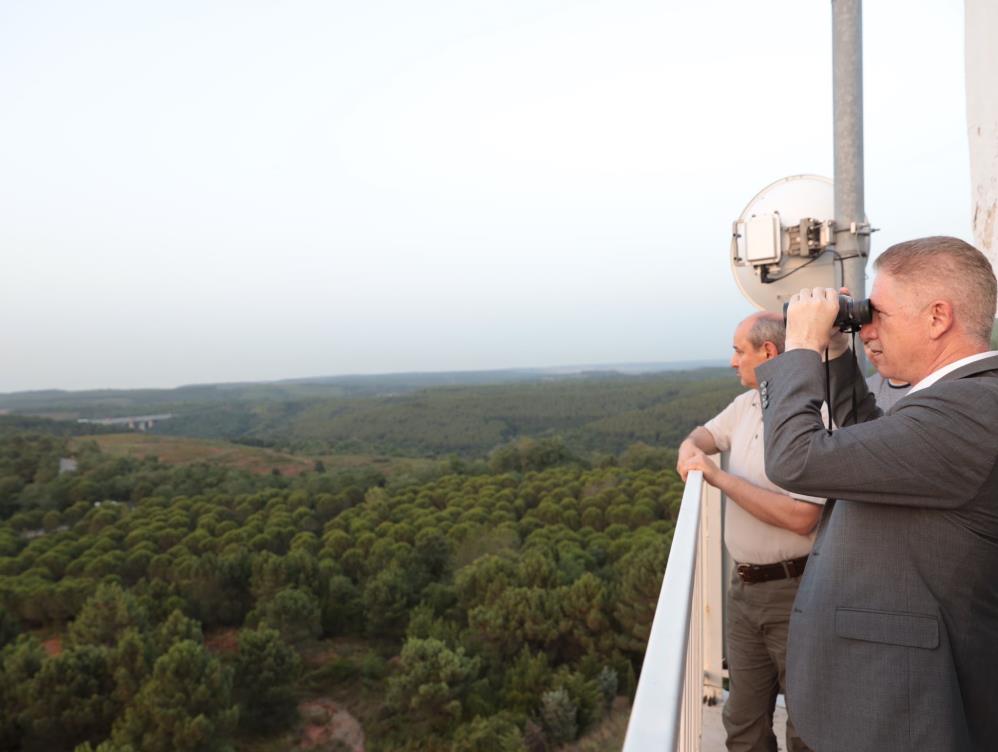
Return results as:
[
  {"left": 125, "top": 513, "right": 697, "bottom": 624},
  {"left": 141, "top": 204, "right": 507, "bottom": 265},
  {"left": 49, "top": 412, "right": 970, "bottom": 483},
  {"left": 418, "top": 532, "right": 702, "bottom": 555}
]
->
[
  {"left": 0, "top": 367, "right": 739, "bottom": 458},
  {"left": 0, "top": 369, "right": 742, "bottom": 751}
]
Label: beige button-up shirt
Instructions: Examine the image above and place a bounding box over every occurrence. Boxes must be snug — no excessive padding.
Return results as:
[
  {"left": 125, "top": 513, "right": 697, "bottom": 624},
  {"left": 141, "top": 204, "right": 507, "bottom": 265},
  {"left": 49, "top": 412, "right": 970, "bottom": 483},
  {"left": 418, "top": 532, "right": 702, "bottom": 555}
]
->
[{"left": 704, "top": 389, "right": 824, "bottom": 565}]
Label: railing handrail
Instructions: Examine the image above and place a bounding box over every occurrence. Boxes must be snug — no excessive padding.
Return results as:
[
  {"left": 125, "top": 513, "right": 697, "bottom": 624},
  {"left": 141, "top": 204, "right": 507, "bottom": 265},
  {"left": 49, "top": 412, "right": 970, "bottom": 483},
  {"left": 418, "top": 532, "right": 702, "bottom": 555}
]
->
[{"left": 622, "top": 470, "right": 705, "bottom": 751}]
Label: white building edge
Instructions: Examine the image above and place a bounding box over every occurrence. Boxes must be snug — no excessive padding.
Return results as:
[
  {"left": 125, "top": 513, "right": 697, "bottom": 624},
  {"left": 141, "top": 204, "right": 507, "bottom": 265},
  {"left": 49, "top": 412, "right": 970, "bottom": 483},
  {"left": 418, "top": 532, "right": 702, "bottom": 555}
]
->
[{"left": 966, "top": 0, "right": 998, "bottom": 302}]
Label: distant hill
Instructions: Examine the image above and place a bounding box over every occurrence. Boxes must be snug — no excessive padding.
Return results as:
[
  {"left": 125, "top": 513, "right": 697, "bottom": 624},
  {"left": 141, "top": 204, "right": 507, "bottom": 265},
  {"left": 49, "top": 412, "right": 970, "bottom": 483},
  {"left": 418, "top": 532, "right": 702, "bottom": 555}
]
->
[
  {"left": 0, "top": 360, "right": 726, "bottom": 415},
  {"left": 0, "top": 363, "right": 740, "bottom": 458},
  {"left": 256, "top": 369, "right": 741, "bottom": 456}
]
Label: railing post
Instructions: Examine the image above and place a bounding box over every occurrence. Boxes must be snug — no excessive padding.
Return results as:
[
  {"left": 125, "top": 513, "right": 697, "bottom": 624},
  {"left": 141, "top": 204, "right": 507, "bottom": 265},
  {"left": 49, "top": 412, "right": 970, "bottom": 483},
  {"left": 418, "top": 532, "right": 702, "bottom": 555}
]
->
[
  {"left": 622, "top": 471, "right": 705, "bottom": 751},
  {"left": 622, "top": 465, "right": 729, "bottom": 751},
  {"left": 701, "top": 478, "right": 725, "bottom": 702}
]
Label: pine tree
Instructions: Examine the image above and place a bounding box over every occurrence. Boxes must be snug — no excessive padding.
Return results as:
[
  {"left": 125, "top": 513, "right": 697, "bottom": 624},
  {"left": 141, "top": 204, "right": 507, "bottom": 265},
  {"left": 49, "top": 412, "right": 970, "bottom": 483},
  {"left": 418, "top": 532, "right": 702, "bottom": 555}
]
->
[
  {"left": 111, "top": 640, "right": 237, "bottom": 752},
  {"left": 232, "top": 627, "right": 301, "bottom": 733}
]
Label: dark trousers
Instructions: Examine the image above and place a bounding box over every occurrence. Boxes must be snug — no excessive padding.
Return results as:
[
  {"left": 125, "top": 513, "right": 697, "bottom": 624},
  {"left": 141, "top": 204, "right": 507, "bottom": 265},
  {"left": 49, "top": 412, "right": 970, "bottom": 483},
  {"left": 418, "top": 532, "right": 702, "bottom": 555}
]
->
[{"left": 723, "top": 567, "right": 812, "bottom": 752}]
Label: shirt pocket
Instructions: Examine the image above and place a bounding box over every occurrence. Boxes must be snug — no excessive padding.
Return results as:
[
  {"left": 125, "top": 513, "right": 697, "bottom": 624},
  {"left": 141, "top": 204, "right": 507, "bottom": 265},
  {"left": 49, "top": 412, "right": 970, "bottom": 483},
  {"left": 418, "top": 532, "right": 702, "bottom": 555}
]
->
[{"left": 834, "top": 607, "right": 939, "bottom": 650}]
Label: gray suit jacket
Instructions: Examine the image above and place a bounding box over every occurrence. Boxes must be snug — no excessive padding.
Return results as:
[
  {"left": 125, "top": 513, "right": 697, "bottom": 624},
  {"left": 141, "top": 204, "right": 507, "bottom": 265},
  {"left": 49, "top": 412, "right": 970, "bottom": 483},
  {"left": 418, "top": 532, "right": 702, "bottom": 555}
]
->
[{"left": 756, "top": 349, "right": 998, "bottom": 752}]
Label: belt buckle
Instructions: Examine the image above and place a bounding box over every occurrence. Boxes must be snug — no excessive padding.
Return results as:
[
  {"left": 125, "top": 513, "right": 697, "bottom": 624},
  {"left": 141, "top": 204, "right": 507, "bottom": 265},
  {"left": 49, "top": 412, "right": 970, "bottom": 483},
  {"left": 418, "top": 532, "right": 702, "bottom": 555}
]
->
[{"left": 736, "top": 563, "right": 752, "bottom": 581}]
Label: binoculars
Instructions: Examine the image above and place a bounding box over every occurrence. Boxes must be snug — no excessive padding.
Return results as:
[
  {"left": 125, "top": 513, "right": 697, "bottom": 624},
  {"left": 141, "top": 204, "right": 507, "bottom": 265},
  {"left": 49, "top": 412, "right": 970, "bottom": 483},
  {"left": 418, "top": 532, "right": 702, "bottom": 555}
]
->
[{"left": 782, "top": 295, "right": 873, "bottom": 333}]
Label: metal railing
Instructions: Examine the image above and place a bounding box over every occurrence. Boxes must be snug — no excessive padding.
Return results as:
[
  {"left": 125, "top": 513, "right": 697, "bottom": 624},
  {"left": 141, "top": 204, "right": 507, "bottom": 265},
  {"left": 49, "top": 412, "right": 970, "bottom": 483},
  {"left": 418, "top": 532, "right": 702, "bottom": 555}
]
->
[{"left": 622, "top": 468, "right": 725, "bottom": 751}]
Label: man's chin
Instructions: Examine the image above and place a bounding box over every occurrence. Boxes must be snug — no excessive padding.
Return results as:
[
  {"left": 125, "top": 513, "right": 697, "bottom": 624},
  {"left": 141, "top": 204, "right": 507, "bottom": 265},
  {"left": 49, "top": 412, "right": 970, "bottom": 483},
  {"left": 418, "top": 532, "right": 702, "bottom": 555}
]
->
[{"left": 870, "top": 358, "right": 903, "bottom": 382}]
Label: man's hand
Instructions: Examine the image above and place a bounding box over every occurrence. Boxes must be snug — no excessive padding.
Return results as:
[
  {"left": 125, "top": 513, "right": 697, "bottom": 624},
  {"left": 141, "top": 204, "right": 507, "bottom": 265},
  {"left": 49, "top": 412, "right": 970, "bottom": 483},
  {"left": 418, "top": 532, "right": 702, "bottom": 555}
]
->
[
  {"left": 679, "top": 448, "right": 721, "bottom": 484},
  {"left": 785, "top": 287, "right": 844, "bottom": 355},
  {"left": 677, "top": 427, "right": 720, "bottom": 480},
  {"left": 676, "top": 439, "right": 699, "bottom": 478}
]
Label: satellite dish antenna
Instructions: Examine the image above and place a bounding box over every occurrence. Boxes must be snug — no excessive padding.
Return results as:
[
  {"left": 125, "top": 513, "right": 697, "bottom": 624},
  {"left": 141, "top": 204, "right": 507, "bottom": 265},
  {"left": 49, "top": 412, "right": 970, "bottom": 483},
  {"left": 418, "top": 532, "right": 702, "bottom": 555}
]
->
[{"left": 731, "top": 174, "right": 863, "bottom": 312}]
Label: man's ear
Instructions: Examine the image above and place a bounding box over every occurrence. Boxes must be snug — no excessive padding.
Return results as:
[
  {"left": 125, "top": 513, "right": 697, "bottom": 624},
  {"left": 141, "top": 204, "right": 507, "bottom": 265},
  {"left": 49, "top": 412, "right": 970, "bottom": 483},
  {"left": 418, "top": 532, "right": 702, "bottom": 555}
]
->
[
  {"left": 762, "top": 341, "right": 780, "bottom": 360},
  {"left": 927, "top": 300, "right": 955, "bottom": 340}
]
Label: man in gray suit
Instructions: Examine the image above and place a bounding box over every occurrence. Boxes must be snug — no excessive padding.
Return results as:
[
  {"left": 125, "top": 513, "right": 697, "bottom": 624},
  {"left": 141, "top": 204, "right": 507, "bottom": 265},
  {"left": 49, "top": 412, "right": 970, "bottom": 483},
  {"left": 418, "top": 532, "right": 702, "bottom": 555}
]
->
[{"left": 755, "top": 236, "right": 998, "bottom": 751}]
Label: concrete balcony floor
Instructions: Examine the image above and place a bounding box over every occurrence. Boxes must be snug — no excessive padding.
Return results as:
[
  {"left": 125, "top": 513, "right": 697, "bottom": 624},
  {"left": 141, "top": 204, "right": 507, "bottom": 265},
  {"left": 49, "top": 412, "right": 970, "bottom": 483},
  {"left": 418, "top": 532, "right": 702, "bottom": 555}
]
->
[{"left": 702, "top": 694, "right": 789, "bottom": 751}]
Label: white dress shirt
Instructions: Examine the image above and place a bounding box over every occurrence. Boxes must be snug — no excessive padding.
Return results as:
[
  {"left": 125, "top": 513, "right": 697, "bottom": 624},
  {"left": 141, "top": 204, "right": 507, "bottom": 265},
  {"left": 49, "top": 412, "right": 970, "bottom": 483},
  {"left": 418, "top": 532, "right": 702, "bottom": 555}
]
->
[{"left": 908, "top": 350, "right": 998, "bottom": 395}]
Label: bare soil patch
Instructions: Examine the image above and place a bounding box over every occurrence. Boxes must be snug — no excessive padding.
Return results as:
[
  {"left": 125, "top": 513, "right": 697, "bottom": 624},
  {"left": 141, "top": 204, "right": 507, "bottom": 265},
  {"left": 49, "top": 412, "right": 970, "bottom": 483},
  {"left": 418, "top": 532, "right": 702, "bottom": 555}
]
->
[
  {"left": 204, "top": 627, "right": 240, "bottom": 655},
  {"left": 41, "top": 635, "right": 63, "bottom": 657},
  {"left": 297, "top": 698, "right": 365, "bottom": 752}
]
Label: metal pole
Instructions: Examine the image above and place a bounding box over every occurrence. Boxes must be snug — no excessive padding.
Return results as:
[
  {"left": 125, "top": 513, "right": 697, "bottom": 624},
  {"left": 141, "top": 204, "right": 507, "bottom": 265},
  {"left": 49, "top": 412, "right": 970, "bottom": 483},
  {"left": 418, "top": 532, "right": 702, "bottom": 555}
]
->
[
  {"left": 832, "top": 0, "right": 869, "bottom": 377},
  {"left": 831, "top": 0, "right": 868, "bottom": 301}
]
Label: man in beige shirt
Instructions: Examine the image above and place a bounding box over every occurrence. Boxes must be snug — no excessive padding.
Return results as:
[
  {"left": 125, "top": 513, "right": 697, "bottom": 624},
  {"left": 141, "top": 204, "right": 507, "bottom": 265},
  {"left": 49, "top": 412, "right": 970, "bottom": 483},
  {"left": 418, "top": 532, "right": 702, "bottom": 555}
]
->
[{"left": 678, "top": 312, "right": 823, "bottom": 752}]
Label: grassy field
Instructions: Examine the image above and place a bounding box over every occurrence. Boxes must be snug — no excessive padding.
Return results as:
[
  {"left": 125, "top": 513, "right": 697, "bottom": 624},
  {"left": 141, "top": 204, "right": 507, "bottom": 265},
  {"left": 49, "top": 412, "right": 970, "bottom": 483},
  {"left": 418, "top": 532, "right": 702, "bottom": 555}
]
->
[
  {"left": 70, "top": 433, "right": 444, "bottom": 478},
  {"left": 71, "top": 434, "right": 315, "bottom": 476}
]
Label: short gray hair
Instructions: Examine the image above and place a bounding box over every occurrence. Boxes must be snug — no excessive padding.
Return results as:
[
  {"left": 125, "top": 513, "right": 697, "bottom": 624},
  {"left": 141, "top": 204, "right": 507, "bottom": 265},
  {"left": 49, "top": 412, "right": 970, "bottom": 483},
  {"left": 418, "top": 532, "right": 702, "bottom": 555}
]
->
[
  {"left": 875, "top": 236, "right": 997, "bottom": 343},
  {"left": 745, "top": 312, "right": 786, "bottom": 354}
]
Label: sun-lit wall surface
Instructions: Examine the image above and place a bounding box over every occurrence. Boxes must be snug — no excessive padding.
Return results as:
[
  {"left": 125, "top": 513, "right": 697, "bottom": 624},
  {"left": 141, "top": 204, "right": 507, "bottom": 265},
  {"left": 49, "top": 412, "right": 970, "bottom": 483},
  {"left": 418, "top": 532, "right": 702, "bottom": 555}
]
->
[{"left": 966, "top": 0, "right": 998, "bottom": 307}]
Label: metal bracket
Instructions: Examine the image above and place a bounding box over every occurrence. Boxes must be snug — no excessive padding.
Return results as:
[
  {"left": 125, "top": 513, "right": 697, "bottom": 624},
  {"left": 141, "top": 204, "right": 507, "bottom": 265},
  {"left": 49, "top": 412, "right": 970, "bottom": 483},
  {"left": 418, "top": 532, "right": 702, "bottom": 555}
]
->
[
  {"left": 786, "top": 218, "right": 834, "bottom": 257},
  {"left": 837, "top": 221, "right": 878, "bottom": 236}
]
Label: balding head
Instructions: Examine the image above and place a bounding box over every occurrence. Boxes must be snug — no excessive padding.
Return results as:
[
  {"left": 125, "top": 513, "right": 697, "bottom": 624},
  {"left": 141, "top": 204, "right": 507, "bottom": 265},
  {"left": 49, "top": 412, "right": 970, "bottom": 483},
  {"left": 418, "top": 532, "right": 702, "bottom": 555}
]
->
[
  {"left": 742, "top": 311, "right": 786, "bottom": 354},
  {"left": 731, "top": 312, "right": 785, "bottom": 388}
]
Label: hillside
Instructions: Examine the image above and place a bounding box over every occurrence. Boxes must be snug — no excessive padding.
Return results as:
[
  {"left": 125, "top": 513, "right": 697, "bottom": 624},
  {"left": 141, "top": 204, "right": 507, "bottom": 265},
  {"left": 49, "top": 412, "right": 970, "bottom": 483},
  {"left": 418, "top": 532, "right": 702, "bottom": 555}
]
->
[
  {"left": 0, "top": 368, "right": 739, "bottom": 750},
  {"left": 0, "top": 430, "right": 684, "bottom": 751},
  {"left": 0, "top": 361, "right": 726, "bottom": 416},
  {"left": 0, "top": 367, "right": 743, "bottom": 458}
]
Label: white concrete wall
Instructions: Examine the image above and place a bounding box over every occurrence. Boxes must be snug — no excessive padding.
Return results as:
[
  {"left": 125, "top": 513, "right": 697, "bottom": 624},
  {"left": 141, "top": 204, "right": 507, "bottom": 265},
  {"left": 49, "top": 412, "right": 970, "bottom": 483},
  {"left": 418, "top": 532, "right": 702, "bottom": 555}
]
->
[{"left": 966, "top": 0, "right": 998, "bottom": 312}]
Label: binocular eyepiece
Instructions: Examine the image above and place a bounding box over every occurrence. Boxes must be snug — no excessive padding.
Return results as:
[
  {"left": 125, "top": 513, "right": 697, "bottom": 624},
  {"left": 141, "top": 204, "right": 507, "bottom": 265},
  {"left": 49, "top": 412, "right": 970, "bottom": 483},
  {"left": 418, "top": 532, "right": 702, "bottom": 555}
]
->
[{"left": 782, "top": 295, "right": 873, "bottom": 333}]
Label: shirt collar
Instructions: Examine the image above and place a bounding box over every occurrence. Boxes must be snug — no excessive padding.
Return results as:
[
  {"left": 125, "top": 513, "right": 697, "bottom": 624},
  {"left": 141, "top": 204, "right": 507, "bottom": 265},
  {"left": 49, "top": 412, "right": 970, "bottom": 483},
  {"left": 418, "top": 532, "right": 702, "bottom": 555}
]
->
[{"left": 908, "top": 350, "right": 998, "bottom": 395}]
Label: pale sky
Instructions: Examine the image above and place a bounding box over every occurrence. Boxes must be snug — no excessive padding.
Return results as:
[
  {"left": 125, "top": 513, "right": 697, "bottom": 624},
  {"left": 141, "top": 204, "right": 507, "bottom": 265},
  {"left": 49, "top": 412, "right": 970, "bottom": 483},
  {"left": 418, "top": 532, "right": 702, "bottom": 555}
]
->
[{"left": 0, "top": 0, "right": 971, "bottom": 392}]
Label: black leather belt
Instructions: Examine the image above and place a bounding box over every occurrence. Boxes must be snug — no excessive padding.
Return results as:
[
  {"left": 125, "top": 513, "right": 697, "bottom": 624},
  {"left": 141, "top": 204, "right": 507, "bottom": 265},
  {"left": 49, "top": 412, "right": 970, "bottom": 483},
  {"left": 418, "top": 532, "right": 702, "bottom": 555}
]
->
[{"left": 736, "top": 555, "right": 808, "bottom": 584}]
